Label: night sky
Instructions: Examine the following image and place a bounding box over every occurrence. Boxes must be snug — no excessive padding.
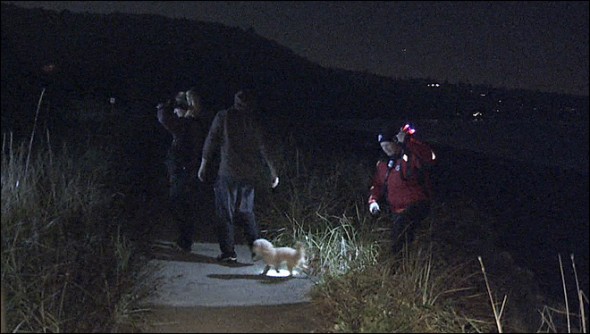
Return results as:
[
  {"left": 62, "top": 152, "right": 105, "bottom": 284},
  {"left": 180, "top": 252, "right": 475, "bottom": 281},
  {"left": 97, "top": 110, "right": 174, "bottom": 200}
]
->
[{"left": 3, "top": 1, "right": 589, "bottom": 96}]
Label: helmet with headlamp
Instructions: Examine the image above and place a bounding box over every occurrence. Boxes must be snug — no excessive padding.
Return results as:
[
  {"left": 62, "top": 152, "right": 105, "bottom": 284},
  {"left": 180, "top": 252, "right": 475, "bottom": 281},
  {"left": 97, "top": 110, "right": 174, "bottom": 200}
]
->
[
  {"left": 401, "top": 123, "right": 416, "bottom": 135},
  {"left": 378, "top": 122, "right": 416, "bottom": 144}
]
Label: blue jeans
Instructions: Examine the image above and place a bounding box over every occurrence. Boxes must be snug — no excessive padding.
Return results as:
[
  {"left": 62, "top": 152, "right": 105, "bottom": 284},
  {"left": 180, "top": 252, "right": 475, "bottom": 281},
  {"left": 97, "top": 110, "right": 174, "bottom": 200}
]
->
[
  {"left": 168, "top": 167, "right": 200, "bottom": 250},
  {"left": 214, "top": 176, "right": 260, "bottom": 255}
]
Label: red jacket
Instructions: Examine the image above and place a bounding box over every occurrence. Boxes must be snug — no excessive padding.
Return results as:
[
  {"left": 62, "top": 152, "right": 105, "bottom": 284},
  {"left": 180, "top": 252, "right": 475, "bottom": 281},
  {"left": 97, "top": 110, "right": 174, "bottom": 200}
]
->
[{"left": 368, "top": 138, "right": 436, "bottom": 213}]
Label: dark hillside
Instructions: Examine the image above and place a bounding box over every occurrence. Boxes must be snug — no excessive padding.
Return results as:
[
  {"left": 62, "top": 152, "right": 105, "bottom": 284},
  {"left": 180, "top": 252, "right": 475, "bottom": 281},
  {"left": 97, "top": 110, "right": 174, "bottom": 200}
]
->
[
  {"left": 2, "top": 3, "right": 391, "bottom": 126},
  {"left": 2, "top": 2, "right": 588, "bottom": 310},
  {"left": 2, "top": 3, "right": 587, "bottom": 139}
]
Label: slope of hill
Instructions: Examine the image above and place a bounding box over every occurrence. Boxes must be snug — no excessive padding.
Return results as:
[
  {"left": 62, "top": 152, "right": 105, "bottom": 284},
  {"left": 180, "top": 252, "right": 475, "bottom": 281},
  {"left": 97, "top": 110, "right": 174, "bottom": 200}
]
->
[
  {"left": 2, "top": 2, "right": 587, "bottom": 138},
  {"left": 1, "top": 3, "right": 387, "bottom": 123},
  {"left": 2, "top": 4, "right": 588, "bottom": 331}
]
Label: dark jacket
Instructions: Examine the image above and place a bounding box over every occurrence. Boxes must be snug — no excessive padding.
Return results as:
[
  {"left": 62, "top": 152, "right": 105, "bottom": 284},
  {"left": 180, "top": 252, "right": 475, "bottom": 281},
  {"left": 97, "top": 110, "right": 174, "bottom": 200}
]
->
[
  {"left": 157, "top": 102, "right": 209, "bottom": 176},
  {"left": 201, "top": 101, "right": 277, "bottom": 185},
  {"left": 368, "top": 138, "right": 436, "bottom": 213}
]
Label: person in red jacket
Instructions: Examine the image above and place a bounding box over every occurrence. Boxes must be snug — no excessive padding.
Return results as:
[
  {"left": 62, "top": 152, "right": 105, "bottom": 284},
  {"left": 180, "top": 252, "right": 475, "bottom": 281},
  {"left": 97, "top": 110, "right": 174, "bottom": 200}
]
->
[{"left": 368, "top": 122, "right": 437, "bottom": 254}]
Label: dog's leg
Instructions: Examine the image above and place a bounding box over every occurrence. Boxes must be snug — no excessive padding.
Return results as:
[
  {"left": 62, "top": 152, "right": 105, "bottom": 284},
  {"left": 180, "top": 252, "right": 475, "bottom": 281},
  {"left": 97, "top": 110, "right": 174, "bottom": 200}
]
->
[
  {"left": 295, "top": 262, "right": 309, "bottom": 278},
  {"left": 261, "top": 265, "right": 270, "bottom": 275}
]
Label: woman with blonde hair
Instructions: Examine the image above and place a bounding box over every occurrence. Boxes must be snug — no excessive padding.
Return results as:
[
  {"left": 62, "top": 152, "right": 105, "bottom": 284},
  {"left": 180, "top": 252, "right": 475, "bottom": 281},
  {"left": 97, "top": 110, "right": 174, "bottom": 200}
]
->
[
  {"left": 157, "top": 88, "right": 210, "bottom": 251},
  {"left": 185, "top": 88, "right": 201, "bottom": 116}
]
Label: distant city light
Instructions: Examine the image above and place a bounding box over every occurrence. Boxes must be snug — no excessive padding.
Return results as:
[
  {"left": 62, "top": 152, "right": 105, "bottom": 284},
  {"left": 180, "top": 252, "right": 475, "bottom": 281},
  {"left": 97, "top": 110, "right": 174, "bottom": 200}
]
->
[{"left": 42, "top": 63, "right": 56, "bottom": 73}]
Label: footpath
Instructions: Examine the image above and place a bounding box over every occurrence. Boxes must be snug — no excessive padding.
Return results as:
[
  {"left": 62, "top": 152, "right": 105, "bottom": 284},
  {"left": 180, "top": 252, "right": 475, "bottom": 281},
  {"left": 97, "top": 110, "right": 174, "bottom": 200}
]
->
[
  {"left": 134, "top": 218, "right": 323, "bottom": 333},
  {"left": 142, "top": 241, "right": 314, "bottom": 307}
]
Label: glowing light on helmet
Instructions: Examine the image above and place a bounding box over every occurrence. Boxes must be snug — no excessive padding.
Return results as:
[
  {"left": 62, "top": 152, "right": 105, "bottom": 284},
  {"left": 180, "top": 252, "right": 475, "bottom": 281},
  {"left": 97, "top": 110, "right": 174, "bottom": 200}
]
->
[{"left": 402, "top": 123, "right": 416, "bottom": 135}]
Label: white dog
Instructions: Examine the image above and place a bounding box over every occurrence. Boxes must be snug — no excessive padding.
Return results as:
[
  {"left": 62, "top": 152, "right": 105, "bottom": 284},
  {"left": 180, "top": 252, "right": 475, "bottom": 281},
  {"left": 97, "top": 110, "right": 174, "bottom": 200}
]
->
[{"left": 252, "top": 238, "right": 307, "bottom": 276}]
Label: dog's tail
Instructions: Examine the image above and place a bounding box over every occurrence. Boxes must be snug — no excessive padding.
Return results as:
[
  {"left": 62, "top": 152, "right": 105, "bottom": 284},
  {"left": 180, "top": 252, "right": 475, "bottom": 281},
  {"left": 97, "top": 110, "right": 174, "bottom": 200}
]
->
[
  {"left": 294, "top": 241, "right": 309, "bottom": 273},
  {"left": 295, "top": 241, "right": 305, "bottom": 257}
]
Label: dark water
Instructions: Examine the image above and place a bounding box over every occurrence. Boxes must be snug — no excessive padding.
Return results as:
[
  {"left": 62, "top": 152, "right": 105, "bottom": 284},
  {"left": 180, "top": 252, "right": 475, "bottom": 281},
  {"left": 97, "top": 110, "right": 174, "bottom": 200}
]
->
[
  {"left": 324, "top": 124, "right": 589, "bottom": 303},
  {"left": 430, "top": 143, "right": 589, "bottom": 299}
]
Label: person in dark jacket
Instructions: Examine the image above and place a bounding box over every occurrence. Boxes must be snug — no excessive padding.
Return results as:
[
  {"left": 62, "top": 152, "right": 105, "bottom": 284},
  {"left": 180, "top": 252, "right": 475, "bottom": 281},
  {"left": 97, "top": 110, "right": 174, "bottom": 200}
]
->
[
  {"left": 198, "top": 89, "right": 279, "bottom": 263},
  {"left": 368, "top": 122, "right": 437, "bottom": 254},
  {"left": 157, "top": 88, "right": 210, "bottom": 251}
]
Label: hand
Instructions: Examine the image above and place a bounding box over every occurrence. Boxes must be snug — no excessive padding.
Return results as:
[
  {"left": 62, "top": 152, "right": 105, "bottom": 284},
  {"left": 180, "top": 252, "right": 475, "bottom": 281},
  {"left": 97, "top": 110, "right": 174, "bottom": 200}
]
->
[
  {"left": 157, "top": 100, "right": 171, "bottom": 110},
  {"left": 197, "top": 163, "right": 206, "bottom": 182},
  {"left": 174, "top": 107, "right": 186, "bottom": 117},
  {"left": 396, "top": 129, "right": 406, "bottom": 144},
  {"left": 369, "top": 202, "right": 380, "bottom": 216},
  {"left": 271, "top": 176, "right": 279, "bottom": 189}
]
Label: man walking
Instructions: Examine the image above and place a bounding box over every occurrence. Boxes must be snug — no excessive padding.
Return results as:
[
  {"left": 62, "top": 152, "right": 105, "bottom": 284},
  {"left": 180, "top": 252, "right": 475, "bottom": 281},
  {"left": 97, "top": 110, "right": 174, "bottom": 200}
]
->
[{"left": 198, "top": 89, "right": 279, "bottom": 263}]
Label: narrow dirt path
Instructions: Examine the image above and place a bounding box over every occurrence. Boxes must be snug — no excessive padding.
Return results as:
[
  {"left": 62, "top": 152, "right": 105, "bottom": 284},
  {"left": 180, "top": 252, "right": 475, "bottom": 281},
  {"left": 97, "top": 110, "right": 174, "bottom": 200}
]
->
[
  {"left": 136, "top": 242, "right": 328, "bottom": 333},
  {"left": 144, "top": 303, "right": 325, "bottom": 333},
  {"left": 130, "top": 192, "right": 329, "bottom": 333}
]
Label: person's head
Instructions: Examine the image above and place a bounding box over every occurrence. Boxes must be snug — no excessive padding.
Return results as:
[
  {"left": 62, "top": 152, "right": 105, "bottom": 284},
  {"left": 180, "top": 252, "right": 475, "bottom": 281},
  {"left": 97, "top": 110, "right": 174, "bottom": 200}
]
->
[
  {"left": 173, "top": 91, "right": 188, "bottom": 117},
  {"left": 185, "top": 88, "right": 202, "bottom": 117},
  {"left": 379, "top": 137, "right": 403, "bottom": 158},
  {"left": 175, "top": 91, "right": 188, "bottom": 106},
  {"left": 378, "top": 122, "right": 415, "bottom": 157},
  {"left": 233, "top": 89, "right": 258, "bottom": 110}
]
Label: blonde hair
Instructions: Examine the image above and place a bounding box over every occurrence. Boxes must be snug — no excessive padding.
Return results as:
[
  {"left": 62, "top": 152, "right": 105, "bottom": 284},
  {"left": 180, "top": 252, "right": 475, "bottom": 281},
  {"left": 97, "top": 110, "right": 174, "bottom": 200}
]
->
[
  {"left": 185, "top": 88, "right": 202, "bottom": 117},
  {"left": 175, "top": 91, "right": 188, "bottom": 106}
]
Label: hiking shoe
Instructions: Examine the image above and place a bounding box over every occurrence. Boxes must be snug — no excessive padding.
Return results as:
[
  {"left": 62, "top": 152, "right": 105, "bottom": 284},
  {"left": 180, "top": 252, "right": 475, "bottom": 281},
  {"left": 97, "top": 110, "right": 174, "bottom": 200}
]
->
[
  {"left": 248, "top": 244, "right": 258, "bottom": 261},
  {"left": 174, "top": 243, "right": 191, "bottom": 252},
  {"left": 176, "top": 239, "right": 192, "bottom": 252},
  {"left": 216, "top": 252, "right": 237, "bottom": 263}
]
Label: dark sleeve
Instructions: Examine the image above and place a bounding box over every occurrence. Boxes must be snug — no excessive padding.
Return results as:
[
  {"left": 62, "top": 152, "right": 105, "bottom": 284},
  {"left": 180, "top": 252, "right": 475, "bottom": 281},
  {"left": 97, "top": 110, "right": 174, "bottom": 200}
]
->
[
  {"left": 186, "top": 119, "right": 209, "bottom": 174},
  {"left": 201, "top": 111, "right": 223, "bottom": 163},
  {"left": 254, "top": 122, "right": 278, "bottom": 180},
  {"left": 406, "top": 139, "right": 437, "bottom": 167},
  {"left": 157, "top": 102, "right": 181, "bottom": 134}
]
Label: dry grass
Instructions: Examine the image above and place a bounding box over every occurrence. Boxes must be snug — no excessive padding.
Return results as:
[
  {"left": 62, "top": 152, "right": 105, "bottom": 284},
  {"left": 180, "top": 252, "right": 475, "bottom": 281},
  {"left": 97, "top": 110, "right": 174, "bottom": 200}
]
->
[
  {"left": 255, "top": 139, "right": 589, "bottom": 333},
  {"left": 1, "top": 127, "right": 149, "bottom": 332},
  {"left": 3, "top": 100, "right": 587, "bottom": 332}
]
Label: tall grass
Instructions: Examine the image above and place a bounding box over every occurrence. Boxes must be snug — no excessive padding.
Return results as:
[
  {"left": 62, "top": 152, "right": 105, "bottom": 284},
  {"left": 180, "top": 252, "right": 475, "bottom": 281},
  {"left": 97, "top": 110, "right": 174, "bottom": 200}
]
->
[
  {"left": 534, "top": 254, "right": 589, "bottom": 333},
  {"left": 4, "top": 104, "right": 585, "bottom": 332},
  {"left": 256, "top": 131, "right": 588, "bottom": 333},
  {"left": 254, "top": 139, "right": 493, "bottom": 331},
  {"left": 1, "top": 128, "right": 147, "bottom": 332}
]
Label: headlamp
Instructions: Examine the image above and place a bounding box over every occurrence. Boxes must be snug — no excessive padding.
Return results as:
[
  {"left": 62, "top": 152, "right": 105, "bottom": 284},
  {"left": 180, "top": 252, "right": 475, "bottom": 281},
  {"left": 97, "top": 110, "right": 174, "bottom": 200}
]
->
[{"left": 402, "top": 123, "right": 416, "bottom": 135}]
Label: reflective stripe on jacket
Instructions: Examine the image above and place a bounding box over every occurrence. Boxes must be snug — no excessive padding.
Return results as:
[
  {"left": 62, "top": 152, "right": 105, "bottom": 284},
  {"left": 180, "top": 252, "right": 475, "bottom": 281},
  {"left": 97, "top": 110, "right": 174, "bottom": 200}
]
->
[{"left": 368, "top": 138, "right": 436, "bottom": 213}]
